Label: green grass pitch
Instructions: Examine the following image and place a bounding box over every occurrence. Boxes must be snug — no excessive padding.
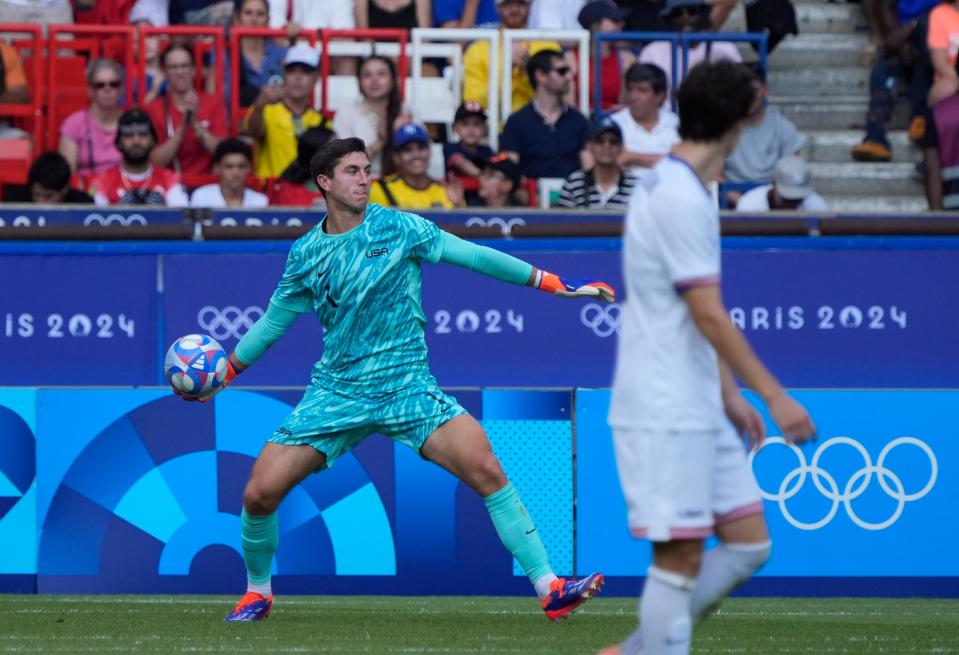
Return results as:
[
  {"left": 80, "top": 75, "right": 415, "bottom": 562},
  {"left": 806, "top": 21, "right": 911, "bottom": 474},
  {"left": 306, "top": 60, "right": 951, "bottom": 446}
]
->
[{"left": 1, "top": 595, "right": 957, "bottom": 653}]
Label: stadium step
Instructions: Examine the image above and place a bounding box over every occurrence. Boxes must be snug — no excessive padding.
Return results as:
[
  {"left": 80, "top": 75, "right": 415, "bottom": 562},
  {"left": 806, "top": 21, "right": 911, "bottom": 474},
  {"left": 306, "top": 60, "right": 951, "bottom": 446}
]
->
[
  {"left": 768, "top": 66, "right": 870, "bottom": 97},
  {"left": 823, "top": 194, "right": 930, "bottom": 213},
  {"left": 769, "top": 95, "right": 912, "bottom": 131},
  {"left": 804, "top": 129, "right": 920, "bottom": 163},
  {"left": 808, "top": 161, "right": 923, "bottom": 196},
  {"left": 794, "top": 0, "right": 869, "bottom": 34},
  {"left": 768, "top": 33, "right": 872, "bottom": 68}
]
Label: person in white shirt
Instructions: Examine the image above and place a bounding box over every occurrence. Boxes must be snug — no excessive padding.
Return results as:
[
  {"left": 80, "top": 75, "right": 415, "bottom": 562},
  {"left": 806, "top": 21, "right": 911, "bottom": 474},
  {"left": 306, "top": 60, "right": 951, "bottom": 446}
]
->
[
  {"left": 602, "top": 61, "right": 816, "bottom": 655},
  {"left": 190, "top": 139, "right": 269, "bottom": 208},
  {"left": 735, "top": 156, "right": 829, "bottom": 212},
  {"left": 611, "top": 63, "right": 680, "bottom": 174}
]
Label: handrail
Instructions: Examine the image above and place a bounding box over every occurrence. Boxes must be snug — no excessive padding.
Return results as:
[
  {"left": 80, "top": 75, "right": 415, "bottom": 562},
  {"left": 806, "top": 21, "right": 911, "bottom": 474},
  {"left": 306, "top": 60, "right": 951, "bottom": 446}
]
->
[
  {"left": 500, "top": 29, "right": 590, "bottom": 120},
  {"left": 592, "top": 31, "right": 767, "bottom": 111}
]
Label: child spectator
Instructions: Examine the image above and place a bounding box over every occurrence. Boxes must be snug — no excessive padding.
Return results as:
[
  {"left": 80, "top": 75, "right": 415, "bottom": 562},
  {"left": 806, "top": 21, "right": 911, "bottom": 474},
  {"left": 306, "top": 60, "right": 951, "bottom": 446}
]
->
[
  {"left": 190, "top": 139, "right": 269, "bottom": 208},
  {"left": 478, "top": 152, "right": 526, "bottom": 207},
  {"left": 5, "top": 152, "right": 94, "bottom": 204},
  {"left": 735, "top": 156, "right": 829, "bottom": 212},
  {"left": 58, "top": 60, "right": 124, "bottom": 177},
  {"left": 445, "top": 101, "right": 494, "bottom": 204}
]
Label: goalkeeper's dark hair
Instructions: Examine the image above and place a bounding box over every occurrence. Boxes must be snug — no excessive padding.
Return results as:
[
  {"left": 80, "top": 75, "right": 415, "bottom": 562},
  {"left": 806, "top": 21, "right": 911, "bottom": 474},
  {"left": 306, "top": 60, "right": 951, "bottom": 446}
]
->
[
  {"left": 677, "top": 61, "right": 757, "bottom": 142},
  {"left": 309, "top": 137, "right": 369, "bottom": 196}
]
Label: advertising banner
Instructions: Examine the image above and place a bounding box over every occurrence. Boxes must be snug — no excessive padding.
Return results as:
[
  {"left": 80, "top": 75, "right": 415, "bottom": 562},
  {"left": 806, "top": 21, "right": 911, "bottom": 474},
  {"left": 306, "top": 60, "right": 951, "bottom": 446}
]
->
[
  {"left": 33, "top": 388, "right": 572, "bottom": 595},
  {"left": 576, "top": 389, "right": 958, "bottom": 583},
  {"left": 0, "top": 256, "right": 157, "bottom": 385}
]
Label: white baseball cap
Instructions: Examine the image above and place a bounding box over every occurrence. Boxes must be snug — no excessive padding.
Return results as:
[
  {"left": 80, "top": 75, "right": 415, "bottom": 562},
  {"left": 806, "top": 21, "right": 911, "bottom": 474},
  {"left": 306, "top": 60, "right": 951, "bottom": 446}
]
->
[
  {"left": 774, "top": 156, "right": 813, "bottom": 200},
  {"left": 284, "top": 42, "right": 320, "bottom": 70}
]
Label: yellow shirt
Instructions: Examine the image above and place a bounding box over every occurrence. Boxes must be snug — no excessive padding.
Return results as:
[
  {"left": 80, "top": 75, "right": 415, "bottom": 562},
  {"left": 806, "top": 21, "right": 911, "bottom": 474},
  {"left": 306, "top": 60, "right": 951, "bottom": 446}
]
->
[
  {"left": 463, "top": 38, "right": 562, "bottom": 115},
  {"left": 369, "top": 175, "right": 457, "bottom": 209},
  {"left": 245, "top": 102, "right": 328, "bottom": 179}
]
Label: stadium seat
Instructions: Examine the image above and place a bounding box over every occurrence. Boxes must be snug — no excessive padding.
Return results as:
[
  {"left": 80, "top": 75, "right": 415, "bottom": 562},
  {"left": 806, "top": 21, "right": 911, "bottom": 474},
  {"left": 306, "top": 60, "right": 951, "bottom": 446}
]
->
[
  {"left": 0, "top": 138, "right": 34, "bottom": 186},
  {"left": 537, "top": 178, "right": 566, "bottom": 209}
]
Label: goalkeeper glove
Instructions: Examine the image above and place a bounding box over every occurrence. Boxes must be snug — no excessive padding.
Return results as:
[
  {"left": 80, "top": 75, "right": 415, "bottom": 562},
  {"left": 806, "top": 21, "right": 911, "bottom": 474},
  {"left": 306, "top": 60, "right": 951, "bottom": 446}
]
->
[
  {"left": 535, "top": 270, "right": 616, "bottom": 302},
  {"left": 175, "top": 357, "right": 241, "bottom": 403}
]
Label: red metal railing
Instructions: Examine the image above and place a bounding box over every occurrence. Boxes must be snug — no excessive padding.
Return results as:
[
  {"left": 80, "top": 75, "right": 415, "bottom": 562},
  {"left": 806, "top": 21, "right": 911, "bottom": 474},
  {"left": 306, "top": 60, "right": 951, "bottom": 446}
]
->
[{"left": 0, "top": 24, "right": 43, "bottom": 156}]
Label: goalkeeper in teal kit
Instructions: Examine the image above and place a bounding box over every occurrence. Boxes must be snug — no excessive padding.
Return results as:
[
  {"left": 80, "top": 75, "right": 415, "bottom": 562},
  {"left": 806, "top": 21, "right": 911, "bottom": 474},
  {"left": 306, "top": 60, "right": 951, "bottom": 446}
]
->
[{"left": 184, "top": 138, "right": 614, "bottom": 623}]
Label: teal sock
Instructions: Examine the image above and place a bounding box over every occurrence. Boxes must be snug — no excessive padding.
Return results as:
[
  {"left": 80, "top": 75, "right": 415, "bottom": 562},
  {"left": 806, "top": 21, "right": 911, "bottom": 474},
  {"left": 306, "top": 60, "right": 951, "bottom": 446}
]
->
[
  {"left": 484, "top": 482, "right": 554, "bottom": 586},
  {"left": 241, "top": 508, "right": 278, "bottom": 592}
]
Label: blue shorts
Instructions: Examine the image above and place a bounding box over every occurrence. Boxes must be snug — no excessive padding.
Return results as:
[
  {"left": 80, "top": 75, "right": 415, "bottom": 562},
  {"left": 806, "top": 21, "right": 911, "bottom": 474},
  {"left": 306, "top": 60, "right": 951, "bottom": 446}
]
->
[{"left": 269, "top": 381, "right": 466, "bottom": 470}]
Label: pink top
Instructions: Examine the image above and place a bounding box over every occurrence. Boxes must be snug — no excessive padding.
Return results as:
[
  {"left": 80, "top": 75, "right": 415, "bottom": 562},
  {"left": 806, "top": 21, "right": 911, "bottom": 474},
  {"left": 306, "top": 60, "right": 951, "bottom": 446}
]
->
[{"left": 60, "top": 109, "right": 123, "bottom": 177}]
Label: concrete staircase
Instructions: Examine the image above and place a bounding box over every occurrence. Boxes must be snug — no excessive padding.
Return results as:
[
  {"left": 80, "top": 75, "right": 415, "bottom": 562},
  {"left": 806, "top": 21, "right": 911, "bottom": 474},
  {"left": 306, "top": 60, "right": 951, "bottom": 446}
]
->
[{"left": 731, "top": 0, "right": 928, "bottom": 212}]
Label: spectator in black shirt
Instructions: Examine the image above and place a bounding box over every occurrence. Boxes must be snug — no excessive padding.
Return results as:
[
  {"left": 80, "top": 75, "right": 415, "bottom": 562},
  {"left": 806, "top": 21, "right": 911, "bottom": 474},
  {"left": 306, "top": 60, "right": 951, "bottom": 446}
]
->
[{"left": 5, "top": 152, "right": 94, "bottom": 204}]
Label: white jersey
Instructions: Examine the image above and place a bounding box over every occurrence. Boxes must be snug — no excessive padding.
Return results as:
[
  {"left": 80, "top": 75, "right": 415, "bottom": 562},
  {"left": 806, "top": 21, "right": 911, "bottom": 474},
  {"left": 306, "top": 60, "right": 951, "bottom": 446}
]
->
[{"left": 609, "top": 155, "right": 724, "bottom": 431}]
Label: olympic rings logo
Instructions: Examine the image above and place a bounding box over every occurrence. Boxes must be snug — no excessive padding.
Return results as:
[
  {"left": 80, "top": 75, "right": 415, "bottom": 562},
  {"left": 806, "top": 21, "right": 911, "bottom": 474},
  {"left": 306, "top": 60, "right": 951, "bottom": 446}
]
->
[
  {"left": 196, "top": 305, "right": 264, "bottom": 341},
  {"left": 83, "top": 213, "right": 147, "bottom": 226},
  {"left": 749, "top": 436, "right": 937, "bottom": 531},
  {"left": 464, "top": 216, "right": 526, "bottom": 236},
  {"left": 580, "top": 302, "right": 620, "bottom": 338}
]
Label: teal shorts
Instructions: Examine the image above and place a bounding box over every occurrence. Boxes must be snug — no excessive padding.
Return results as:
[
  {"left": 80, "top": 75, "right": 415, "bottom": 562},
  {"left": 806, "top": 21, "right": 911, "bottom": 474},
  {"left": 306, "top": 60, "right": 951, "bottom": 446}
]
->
[{"left": 269, "top": 381, "right": 466, "bottom": 469}]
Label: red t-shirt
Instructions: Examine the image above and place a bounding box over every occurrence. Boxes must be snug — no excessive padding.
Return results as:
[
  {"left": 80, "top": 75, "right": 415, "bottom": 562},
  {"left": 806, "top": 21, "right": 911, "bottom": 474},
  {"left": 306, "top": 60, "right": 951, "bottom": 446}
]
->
[
  {"left": 146, "top": 93, "right": 228, "bottom": 176},
  {"left": 89, "top": 166, "right": 185, "bottom": 206},
  {"left": 266, "top": 179, "right": 325, "bottom": 207}
]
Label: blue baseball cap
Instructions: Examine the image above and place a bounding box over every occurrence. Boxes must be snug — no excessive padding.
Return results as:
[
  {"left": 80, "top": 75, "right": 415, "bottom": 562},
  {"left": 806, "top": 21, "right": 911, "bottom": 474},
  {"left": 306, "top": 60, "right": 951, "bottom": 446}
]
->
[
  {"left": 392, "top": 123, "right": 430, "bottom": 149},
  {"left": 589, "top": 114, "right": 623, "bottom": 140}
]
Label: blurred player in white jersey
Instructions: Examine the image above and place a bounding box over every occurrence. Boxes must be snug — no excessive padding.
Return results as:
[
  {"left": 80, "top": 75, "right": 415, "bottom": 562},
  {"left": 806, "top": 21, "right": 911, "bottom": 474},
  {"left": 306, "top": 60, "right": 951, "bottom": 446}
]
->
[{"left": 602, "top": 61, "right": 817, "bottom": 655}]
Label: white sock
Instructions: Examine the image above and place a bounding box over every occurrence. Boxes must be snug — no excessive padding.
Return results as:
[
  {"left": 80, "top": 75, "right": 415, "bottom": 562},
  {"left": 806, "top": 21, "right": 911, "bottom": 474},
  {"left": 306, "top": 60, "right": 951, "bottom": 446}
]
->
[
  {"left": 533, "top": 573, "right": 559, "bottom": 599},
  {"left": 690, "top": 541, "right": 771, "bottom": 623},
  {"left": 623, "top": 566, "right": 695, "bottom": 655},
  {"left": 247, "top": 580, "right": 272, "bottom": 598}
]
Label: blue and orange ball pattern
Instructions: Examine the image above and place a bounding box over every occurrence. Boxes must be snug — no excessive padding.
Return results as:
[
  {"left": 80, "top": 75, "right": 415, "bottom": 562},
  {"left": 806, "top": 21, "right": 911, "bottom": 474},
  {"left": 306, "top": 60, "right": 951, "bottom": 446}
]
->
[{"left": 164, "top": 334, "right": 228, "bottom": 399}]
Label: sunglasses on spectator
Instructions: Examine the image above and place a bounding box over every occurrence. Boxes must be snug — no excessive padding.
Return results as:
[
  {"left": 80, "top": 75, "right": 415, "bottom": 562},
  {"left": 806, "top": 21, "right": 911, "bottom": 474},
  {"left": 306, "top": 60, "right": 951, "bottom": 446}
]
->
[
  {"left": 119, "top": 124, "right": 152, "bottom": 136},
  {"left": 551, "top": 66, "right": 572, "bottom": 76},
  {"left": 91, "top": 80, "right": 121, "bottom": 89}
]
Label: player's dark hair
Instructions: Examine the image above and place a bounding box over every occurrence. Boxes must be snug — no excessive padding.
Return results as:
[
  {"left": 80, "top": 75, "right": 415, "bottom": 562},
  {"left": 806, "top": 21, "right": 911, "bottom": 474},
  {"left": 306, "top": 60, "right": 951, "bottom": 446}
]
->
[
  {"left": 160, "top": 42, "right": 195, "bottom": 68},
  {"left": 677, "top": 61, "right": 756, "bottom": 142},
  {"left": 214, "top": 138, "right": 253, "bottom": 164},
  {"left": 28, "top": 151, "right": 71, "bottom": 191},
  {"left": 526, "top": 49, "right": 563, "bottom": 89},
  {"left": 281, "top": 126, "right": 335, "bottom": 183},
  {"left": 310, "top": 137, "right": 369, "bottom": 196}
]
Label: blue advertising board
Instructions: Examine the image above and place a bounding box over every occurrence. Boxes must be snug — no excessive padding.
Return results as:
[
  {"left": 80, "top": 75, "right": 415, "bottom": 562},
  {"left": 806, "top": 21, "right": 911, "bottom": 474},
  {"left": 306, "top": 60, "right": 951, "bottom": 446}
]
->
[
  {"left": 576, "top": 389, "right": 958, "bottom": 586},
  {"left": 0, "top": 206, "right": 611, "bottom": 229},
  {"left": 29, "top": 388, "right": 572, "bottom": 595},
  {"left": 0, "top": 389, "right": 37, "bottom": 593},
  {"left": 0, "top": 256, "right": 158, "bottom": 385},
  {"left": 1, "top": 244, "right": 958, "bottom": 387}
]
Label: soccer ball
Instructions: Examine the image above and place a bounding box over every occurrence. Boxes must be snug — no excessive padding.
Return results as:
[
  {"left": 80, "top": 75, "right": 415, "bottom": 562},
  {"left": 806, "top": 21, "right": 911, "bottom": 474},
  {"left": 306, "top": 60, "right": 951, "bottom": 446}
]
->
[{"left": 164, "top": 334, "right": 229, "bottom": 399}]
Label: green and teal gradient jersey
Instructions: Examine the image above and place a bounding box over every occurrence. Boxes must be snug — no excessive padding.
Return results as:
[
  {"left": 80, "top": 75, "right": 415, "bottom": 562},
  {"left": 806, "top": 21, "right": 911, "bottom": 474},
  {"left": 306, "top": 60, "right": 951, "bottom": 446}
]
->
[{"left": 270, "top": 202, "right": 444, "bottom": 396}]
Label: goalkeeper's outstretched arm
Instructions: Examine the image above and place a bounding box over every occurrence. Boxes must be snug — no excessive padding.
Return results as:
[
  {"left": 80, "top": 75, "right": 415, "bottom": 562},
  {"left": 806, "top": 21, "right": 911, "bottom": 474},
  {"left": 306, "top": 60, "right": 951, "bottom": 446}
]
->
[{"left": 437, "top": 232, "right": 616, "bottom": 301}]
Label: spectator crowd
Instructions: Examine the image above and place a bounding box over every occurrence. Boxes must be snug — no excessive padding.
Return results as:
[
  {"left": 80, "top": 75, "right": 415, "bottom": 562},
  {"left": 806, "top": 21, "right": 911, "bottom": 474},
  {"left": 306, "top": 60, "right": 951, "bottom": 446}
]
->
[{"left": 0, "top": 0, "right": 952, "bottom": 210}]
